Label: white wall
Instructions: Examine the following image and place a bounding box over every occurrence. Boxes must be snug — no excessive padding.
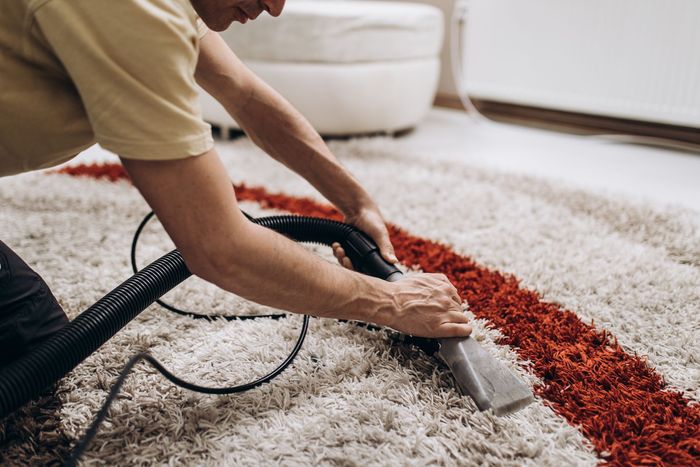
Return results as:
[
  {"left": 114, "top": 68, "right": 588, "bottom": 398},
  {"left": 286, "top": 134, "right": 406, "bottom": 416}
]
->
[{"left": 463, "top": 0, "right": 700, "bottom": 127}]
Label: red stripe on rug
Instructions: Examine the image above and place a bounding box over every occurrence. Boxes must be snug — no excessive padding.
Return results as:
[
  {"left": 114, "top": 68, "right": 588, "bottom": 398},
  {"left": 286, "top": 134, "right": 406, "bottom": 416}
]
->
[
  {"left": 55, "top": 164, "right": 700, "bottom": 466},
  {"left": 56, "top": 163, "right": 131, "bottom": 182}
]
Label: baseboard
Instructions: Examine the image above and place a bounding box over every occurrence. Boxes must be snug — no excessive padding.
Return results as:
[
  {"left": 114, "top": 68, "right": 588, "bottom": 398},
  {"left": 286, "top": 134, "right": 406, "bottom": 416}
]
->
[
  {"left": 434, "top": 95, "right": 466, "bottom": 111},
  {"left": 434, "top": 95, "right": 700, "bottom": 153}
]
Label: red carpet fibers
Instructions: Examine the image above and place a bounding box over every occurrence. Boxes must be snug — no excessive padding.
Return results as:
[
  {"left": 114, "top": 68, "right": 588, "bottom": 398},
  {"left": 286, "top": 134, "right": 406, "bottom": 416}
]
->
[{"left": 55, "top": 163, "right": 700, "bottom": 466}]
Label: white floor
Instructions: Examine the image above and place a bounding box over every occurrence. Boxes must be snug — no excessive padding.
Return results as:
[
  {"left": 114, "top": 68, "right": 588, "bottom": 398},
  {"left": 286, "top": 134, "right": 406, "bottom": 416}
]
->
[
  {"left": 74, "top": 107, "right": 700, "bottom": 217},
  {"left": 393, "top": 108, "right": 700, "bottom": 216}
]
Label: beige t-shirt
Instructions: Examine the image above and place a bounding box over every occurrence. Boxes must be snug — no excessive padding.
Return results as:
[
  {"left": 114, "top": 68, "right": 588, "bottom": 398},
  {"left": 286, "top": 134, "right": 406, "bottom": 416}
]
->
[{"left": 0, "top": 0, "right": 213, "bottom": 177}]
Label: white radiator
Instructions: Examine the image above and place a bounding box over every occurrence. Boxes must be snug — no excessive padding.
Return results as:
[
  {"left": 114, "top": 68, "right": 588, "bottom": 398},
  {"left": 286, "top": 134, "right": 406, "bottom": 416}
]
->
[{"left": 463, "top": 0, "right": 700, "bottom": 128}]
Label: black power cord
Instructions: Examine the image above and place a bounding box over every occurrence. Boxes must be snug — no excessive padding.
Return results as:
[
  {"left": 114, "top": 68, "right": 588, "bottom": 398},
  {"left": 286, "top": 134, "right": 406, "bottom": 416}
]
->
[
  {"left": 66, "top": 211, "right": 312, "bottom": 466},
  {"left": 130, "top": 211, "right": 288, "bottom": 321},
  {"left": 65, "top": 313, "right": 307, "bottom": 466}
]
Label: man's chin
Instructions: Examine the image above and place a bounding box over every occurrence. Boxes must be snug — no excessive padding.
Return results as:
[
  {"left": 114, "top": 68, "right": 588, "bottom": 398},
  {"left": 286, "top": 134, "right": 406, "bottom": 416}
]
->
[{"left": 202, "top": 17, "right": 235, "bottom": 32}]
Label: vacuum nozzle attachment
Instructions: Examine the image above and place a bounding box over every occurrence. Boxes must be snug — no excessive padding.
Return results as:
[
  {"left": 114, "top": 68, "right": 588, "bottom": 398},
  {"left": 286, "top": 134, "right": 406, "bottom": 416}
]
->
[
  {"left": 350, "top": 239, "right": 534, "bottom": 416},
  {"left": 438, "top": 336, "right": 534, "bottom": 416}
]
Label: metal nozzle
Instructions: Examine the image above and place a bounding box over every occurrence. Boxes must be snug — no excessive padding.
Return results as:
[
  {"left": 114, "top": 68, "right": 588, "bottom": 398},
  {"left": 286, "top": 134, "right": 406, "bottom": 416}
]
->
[{"left": 438, "top": 336, "right": 534, "bottom": 416}]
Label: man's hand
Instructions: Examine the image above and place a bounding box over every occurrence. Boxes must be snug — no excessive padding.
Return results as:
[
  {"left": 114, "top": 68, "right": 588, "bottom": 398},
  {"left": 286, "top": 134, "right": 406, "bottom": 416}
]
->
[
  {"left": 331, "top": 207, "right": 471, "bottom": 338},
  {"left": 332, "top": 204, "right": 397, "bottom": 270},
  {"left": 380, "top": 274, "right": 472, "bottom": 338}
]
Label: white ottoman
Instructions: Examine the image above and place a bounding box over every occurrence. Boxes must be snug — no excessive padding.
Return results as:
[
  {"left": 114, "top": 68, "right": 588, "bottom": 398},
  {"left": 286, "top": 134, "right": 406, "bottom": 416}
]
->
[{"left": 199, "top": 1, "right": 443, "bottom": 136}]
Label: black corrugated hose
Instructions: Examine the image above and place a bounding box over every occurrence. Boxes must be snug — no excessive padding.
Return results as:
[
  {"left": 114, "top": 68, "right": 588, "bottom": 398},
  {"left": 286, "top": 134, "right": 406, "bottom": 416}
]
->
[{"left": 0, "top": 212, "right": 403, "bottom": 465}]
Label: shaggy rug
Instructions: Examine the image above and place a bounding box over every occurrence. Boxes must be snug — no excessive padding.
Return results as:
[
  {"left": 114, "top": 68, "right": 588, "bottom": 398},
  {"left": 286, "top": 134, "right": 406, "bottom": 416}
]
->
[{"left": 0, "top": 137, "right": 698, "bottom": 466}]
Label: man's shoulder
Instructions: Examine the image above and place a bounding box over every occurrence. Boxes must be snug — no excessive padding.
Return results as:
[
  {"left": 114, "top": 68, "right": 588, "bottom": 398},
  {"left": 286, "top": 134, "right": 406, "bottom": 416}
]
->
[{"left": 32, "top": 0, "right": 199, "bottom": 26}]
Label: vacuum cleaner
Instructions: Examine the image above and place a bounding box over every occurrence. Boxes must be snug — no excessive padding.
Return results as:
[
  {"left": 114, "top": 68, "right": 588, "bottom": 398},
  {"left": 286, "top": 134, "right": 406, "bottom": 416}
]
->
[{"left": 0, "top": 213, "right": 533, "bottom": 462}]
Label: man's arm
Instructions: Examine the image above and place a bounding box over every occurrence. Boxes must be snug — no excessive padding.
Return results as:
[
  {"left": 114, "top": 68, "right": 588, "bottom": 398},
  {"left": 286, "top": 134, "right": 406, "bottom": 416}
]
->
[
  {"left": 194, "top": 32, "right": 397, "bottom": 262},
  {"left": 120, "top": 149, "right": 472, "bottom": 338},
  {"left": 35, "top": 0, "right": 469, "bottom": 336}
]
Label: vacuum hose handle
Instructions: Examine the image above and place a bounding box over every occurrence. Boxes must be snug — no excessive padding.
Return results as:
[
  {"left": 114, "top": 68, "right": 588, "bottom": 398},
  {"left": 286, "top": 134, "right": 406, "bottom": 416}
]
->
[{"left": 342, "top": 231, "right": 403, "bottom": 282}]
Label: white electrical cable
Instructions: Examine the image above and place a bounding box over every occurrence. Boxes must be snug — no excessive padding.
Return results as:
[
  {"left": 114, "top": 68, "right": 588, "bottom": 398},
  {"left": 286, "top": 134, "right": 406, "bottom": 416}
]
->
[{"left": 449, "top": 0, "right": 484, "bottom": 121}]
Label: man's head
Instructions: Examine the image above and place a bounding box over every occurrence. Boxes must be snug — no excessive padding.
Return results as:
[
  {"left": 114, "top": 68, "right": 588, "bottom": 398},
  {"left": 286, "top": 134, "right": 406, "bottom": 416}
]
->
[{"left": 190, "top": 0, "right": 285, "bottom": 31}]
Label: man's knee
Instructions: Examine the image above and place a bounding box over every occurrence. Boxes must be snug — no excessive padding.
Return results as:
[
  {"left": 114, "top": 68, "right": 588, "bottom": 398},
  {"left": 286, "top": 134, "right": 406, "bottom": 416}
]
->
[{"left": 0, "top": 241, "right": 69, "bottom": 366}]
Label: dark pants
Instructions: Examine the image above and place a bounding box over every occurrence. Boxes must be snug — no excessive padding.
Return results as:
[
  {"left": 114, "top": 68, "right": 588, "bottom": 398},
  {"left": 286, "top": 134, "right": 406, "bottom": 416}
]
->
[{"left": 0, "top": 241, "right": 69, "bottom": 368}]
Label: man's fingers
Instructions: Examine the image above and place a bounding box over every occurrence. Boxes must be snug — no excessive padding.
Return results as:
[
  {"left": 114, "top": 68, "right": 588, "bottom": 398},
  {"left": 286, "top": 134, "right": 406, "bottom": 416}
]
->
[
  {"left": 379, "top": 239, "right": 398, "bottom": 264},
  {"left": 331, "top": 243, "right": 354, "bottom": 270},
  {"left": 366, "top": 226, "right": 397, "bottom": 264},
  {"left": 437, "top": 323, "right": 472, "bottom": 338},
  {"left": 449, "top": 288, "right": 462, "bottom": 305},
  {"left": 342, "top": 256, "right": 354, "bottom": 270},
  {"left": 333, "top": 245, "right": 347, "bottom": 263},
  {"left": 430, "top": 272, "right": 461, "bottom": 304},
  {"left": 447, "top": 310, "right": 470, "bottom": 323}
]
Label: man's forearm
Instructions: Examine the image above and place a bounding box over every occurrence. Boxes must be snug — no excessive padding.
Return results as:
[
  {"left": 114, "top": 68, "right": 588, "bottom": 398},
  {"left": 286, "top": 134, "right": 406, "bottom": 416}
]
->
[
  {"left": 120, "top": 151, "right": 393, "bottom": 324},
  {"left": 235, "top": 84, "right": 373, "bottom": 216},
  {"left": 203, "top": 218, "right": 394, "bottom": 323},
  {"left": 196, "top": 32, "right": 375, "bottom": 217}
]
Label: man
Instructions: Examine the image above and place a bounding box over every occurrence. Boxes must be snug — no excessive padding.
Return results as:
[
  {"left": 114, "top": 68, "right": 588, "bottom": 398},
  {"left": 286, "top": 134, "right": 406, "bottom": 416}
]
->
[{"left": 0, "top": 0, "right": 471, "bottom": 366}]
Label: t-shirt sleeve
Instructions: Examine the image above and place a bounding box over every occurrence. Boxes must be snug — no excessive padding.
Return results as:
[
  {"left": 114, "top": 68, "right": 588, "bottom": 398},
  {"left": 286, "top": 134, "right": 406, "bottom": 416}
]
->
[
  {"left": 35, "top": 0, "right": 213, "bottom": 160},
  {"left": 196, "top": 17, "right": 210, "bottom": 39}
]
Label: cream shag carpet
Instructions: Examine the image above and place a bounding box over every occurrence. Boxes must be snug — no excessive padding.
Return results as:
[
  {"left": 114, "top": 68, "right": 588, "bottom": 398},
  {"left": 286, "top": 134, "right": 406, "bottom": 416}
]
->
[{"left": 0, "top": 137, "right": 698, "bottom": 466}]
